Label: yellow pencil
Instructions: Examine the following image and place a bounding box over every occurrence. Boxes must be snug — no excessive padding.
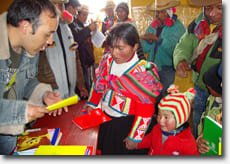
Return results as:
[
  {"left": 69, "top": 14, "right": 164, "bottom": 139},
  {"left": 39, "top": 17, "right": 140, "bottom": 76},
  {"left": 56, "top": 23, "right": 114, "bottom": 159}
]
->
[{"left": 219, "top": 137, "right": 222, "bottom": 155}]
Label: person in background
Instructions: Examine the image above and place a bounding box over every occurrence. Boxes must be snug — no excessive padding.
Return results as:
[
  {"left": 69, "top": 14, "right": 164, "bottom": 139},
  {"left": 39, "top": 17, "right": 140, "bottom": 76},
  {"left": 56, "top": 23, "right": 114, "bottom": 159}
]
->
[
  {"left": 114, "top": 2, "right": 146, "bottom": 70},
  {"left": 85, "top": 22, "right": 162, "bottom": 154},
  {"left": 65, "top": 0, "right": 81, "bottom": 18},
  {"left": 101, "top": 0, "right": 117, "bottom": 35},
  {"left": 37, "top": 0, "right": 88, "bottom": 100},
  {"left": 141, "top": 0, "right": 185, "bottom": 110},
  {"left": 68, "top": 4, "right": 97, "bottom": 93},
  {"left": 100, "top": 0, "right": 117, "bottom": 54},
  {"left": 126, "top": 85, "right": 199, "bottom": 155},
  {"left": 196, "top": 63, "right": 222, "bottom": 154},
  {"left": 115, "top": 2, "right": 132, "bottom": 22},
  {"left": 0, "top": 0, "right": 67, "bottom": 154},
  {"left": 64, "top": 0, "right": 89, "bottom": 100},
  {"left": 173, "top": 0, "right": 222, "bottom": 138}
]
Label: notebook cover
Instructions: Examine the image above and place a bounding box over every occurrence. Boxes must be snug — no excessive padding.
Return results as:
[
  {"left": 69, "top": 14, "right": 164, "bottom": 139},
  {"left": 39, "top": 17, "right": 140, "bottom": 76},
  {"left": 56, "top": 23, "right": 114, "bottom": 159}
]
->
[
  {"left": 202, "top": 116, "right": 222, "bottom": 155},
  {"left": 51, "top": 128, "right": 60, "bottom": 145},
  {"left": 34, "top": 145, "right": 93, "bottom": 155},
  {"left": 16, "top": 128, "right": 51, "bottom": 151},
  {"left": 72, "top": 108, "right": 112, "bottom": 130}
]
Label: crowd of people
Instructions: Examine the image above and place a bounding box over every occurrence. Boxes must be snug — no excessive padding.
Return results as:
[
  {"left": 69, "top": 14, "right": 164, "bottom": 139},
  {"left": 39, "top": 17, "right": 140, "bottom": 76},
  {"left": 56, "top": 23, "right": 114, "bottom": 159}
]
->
[{"left": 0, "top": 0, "right": 222, "bottom": 155}]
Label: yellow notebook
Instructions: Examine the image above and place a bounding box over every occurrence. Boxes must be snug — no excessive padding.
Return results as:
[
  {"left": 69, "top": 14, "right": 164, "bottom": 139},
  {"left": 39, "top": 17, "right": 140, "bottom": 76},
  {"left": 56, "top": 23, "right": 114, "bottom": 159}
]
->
[
  {"left": 46, "top": 95, "right": 79, "bottom": 111},
  {"left": 34, "top": 145, "right": 93, "bottom": 155}
]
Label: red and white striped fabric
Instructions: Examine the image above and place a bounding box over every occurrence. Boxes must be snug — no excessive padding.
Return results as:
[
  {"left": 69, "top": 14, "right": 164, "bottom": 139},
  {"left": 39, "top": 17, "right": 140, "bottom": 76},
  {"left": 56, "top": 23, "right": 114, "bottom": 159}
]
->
[{"left": 158, "top": 85, "right": 196, "bottom": 128}]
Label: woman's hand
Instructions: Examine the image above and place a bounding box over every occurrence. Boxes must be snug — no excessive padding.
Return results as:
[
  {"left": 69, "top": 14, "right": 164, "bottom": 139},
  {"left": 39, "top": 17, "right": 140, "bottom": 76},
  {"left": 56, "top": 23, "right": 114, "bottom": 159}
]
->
[
  {"left": 123, "top": 137, "right": 138, "bottom": 150},
  {"left": 84, "top": 105, "right": 94, "bottom": 115}
]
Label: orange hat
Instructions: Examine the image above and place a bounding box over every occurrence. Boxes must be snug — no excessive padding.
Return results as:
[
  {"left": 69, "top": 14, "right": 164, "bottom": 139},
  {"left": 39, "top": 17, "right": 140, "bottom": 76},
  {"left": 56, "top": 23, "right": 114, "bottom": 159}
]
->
[
  {"left": 147, "top": 0, "right": 180, "bottom": 11},
  {"left": 189, "top": 0, "right": 222, "bottom": 7},
  {"left": 100, "top": 1, "right": 116, "bottom": 11},
  {"left": 50, "top": 0, "right": 69, "bottom": 3}
]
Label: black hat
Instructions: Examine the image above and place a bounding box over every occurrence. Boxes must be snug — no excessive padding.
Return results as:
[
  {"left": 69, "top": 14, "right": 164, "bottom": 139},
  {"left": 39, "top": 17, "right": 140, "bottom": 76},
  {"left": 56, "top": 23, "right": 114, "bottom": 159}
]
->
[
  {"left": 115, "top": 2, "right": 129, "bottom": 15},
  {"left": 203, "top": 63, "right": 222, "bottom": 95},
  {"left": 65, "top": 0, "right": 81, "bottom": 8}
]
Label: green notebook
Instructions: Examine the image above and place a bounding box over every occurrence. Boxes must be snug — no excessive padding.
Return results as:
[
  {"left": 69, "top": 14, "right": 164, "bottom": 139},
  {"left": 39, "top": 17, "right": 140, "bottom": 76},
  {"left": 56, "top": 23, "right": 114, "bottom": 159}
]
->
[{"left": 202, "top": 116, "right": 222, "bottom": 155}]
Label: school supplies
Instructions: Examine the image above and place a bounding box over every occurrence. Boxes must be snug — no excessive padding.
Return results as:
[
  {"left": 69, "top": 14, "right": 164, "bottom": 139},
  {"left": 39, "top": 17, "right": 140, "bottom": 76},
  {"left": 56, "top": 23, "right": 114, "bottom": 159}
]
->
[
  {"left": 46, "top": 95, "right": 79, "bottom": 111},
  {"left": 14, "top": 148, "right": 38, "bottom": 155},
  {"left": 14, "top": 128, "right": 62, "bottom": 155},
  {"left": 202, "top": 116, "right": 222, "bottom": 155},
  {"left": 34, "top": 145, "right": 93, "bottom": 155},
  {"left": 91, "top": 28, "right": 106, "bottom": 48},
  {"left": 49, "top": 128, "right": 63, "bottom": 146},
  {"left": 16, "top": 128, "right": 51, "bottom": 152},
  {"left": 72, "top": 108, "right": 112, "bottom": 130},
  {"left": 219, "top": 137, "right": 222, "bottom": 155}
]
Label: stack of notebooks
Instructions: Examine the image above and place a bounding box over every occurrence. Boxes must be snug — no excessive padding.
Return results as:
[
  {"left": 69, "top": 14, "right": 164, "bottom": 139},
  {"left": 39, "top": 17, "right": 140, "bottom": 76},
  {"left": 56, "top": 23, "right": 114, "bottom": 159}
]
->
[
  {"left": 13, "top": 127, "right": 93, "bottom": 155},
  {"left": 13, "top": 108, "right": 110, "bottom": 155},
  {"left": 34, "top": 145, "right": 93, "bottom": 155},
  {"left": 13, "top": 127, "right": 62, "bottom": 155}
]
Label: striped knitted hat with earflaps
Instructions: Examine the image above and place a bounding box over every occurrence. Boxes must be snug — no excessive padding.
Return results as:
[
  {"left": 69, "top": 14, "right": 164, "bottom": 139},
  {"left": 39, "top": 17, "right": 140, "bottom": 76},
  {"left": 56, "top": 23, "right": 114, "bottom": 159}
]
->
[{"left": 158, "top": 84, "right": 196, "bottom": 128}]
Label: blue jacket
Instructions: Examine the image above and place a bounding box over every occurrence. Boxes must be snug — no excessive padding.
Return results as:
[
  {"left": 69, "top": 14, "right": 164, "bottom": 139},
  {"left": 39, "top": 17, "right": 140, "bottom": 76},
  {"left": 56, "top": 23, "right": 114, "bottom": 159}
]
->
[
  {"left": 0, "top": 12, "right": 52, "bottom": 135},
  {"left": 141, "top": 19, "right": 185, "bottom": 71}
]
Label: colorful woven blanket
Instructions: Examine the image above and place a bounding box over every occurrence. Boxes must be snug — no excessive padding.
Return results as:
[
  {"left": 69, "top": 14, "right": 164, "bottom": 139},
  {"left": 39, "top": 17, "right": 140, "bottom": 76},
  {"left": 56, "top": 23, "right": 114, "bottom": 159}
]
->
[{"left": 94, "top": 54, "right": 162, "bottom": 104}]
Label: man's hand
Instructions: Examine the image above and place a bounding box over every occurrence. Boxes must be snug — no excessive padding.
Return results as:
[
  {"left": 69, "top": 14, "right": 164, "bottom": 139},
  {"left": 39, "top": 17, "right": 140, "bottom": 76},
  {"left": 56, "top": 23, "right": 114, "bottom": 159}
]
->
[
  {"left": 176, "top": 60, "right": 190, "bottom": 78},
  {"left": 140, "top": 33, "right": 158, "bottom": 43},
  {"left": 78, "top": 85, "right": 89, "bottom": 100},
  {"left": 88, "top": 19, "right": 97, "bottom": 32},
  {"left": 196, "top": 136, "right": 210, "bottom": 154},
  {"left": 43, "top": 91, "right": 68, "bottom": 117},
  {"left": 123, "top": 137, "right": 138, "bottom": 150},
  {"left": 27, "top": 104, "right": 49, "bottom": 123}
]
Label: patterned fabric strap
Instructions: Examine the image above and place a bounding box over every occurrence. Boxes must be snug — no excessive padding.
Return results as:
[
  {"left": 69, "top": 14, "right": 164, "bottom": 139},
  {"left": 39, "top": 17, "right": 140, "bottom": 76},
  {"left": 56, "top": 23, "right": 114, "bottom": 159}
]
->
[
  {"left": 94, "top": 54, "right": 110, "bottom": 93},
  {"left": 94, "top": 55, "right": 162, "bottom": 104},
  {"left": 108, "top": 68, "right": 162, "bottom": 104},
  {"left": 128, "top": 116, "right": 152, "bottom": 142},
  {"left": 194, "top": 19, "right": 222, "bottom": 39}
]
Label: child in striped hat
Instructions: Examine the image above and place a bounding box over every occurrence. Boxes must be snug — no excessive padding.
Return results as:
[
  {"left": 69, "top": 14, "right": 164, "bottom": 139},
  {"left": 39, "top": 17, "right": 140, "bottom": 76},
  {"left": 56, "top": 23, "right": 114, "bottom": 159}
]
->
[{"left": 125, "top": 84, "right": 200, "bottom": 155}]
